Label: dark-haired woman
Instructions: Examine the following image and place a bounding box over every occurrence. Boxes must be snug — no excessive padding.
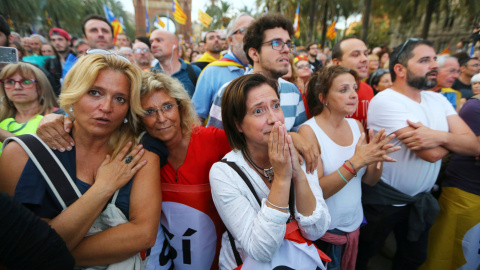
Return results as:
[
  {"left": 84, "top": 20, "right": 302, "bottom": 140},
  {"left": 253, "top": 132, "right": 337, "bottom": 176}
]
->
[
  {"left": 298, "top": 65, "right": 399, "bottom": 269},
  {"left": 210, "top": 73, "right": 330, "bottom": 269}
]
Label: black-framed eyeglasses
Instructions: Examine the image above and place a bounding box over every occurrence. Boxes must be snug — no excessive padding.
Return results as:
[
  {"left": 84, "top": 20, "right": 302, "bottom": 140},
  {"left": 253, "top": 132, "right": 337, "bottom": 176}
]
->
[
  {"left": 1, "top": 78, "right": 37, "bottom": 89},
  {"left": 143, "top": 103, "right": 180, "bottom": 118},
  {"left": 134, "top": 48, "right": 150, "bottom": 53},
  {"left": 394, "top": 38, "right": 422, "bottom": 62},
  {"left": 86, "top": 49, "right": 131, "bottom": 64},
  {"left": 262, "top": 39, "right": 296, "bottom": 53},
  {"left": 232, "top": 27, "right": 247, "bottom": 36}
]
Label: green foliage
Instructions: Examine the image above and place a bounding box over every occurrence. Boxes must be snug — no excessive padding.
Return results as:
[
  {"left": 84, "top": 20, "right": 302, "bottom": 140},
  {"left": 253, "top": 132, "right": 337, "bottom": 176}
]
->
[
  {"left": 2, "top": 0, "right": 134, "bottom": 39},
  {"left": 204, "top": 0, "right": 232, "bottom": 30}
]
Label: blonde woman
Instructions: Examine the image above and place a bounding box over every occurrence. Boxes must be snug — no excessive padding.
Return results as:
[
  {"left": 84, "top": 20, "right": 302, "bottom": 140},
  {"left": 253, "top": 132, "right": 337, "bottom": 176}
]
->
[{"left": 0, "top": 53, "right": 161, "bottom": 268}]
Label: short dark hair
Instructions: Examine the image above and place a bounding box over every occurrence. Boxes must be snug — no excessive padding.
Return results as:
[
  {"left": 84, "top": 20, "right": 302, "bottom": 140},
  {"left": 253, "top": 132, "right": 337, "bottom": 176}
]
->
[
  {"left": 367, "top": 68, "right": 390, "bottom": 90},
  {"left": 243, "top": 13, "right": 294, "bottom": 65},
  {"left": 203, "top": 31, "right": 216, "bottom": 43},
  {"left": 0, "top": 15, "right": 10, "bottom": 46},
  {"left": 331, "top": 37, "right": 357, "bottom": 61},
  {"left": 82, "top": 15, "right": 113, "bottom": 37},
  {"left": 307, "top": 65, "right": 359, "bottom": 116},
  {"left": 135, "top": 36, "right": 150, "bottom": 48},
  {"left": 222, "top": 73, "right": 279, "bottom": 152},
  {"left": 389, "top": 39, "right": 434, "bottom": 81},
  {"left": 306, "top": 42, "right": 317, "bottom": 51}
]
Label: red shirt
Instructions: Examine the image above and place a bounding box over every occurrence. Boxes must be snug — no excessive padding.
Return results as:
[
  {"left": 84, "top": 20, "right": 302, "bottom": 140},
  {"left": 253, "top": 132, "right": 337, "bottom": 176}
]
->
[
  {"left": 161, "top": 126, "right": 231, "bottom": 184},
  {"left": 346, "top": 81, "right": 374, "bottom": 131}
]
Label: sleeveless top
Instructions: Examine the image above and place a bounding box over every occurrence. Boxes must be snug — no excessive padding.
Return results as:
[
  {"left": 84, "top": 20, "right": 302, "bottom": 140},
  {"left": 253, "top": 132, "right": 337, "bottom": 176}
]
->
[
  {"left": 303, "top": 117, "right": 365, "bottom": 232},
  {"left": 0, "top": 115, "right": 43, "bottom": 155}
]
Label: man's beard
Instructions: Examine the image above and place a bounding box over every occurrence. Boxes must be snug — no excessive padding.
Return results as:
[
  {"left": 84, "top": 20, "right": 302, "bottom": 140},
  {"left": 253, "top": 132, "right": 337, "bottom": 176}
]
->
[{"left": 406, "top": 69, "right": 437, "bottom": 90}]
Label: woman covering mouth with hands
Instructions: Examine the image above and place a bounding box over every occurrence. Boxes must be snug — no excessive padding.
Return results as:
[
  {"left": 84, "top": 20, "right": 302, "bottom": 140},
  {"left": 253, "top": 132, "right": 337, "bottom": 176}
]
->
[{"left": 209, "top": 73, "right": 330, "bottom": 270}]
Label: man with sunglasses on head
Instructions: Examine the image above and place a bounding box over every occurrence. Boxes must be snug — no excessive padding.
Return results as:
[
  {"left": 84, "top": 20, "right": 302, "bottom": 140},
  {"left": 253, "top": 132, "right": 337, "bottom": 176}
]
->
[
  {"left": 331, "top": 37, "right": 375, "bottom": 131},
  {"left": 192, "top": 13, "right": 254, "bottom": 124},
  {"left": 207, "top": 14, "right": 320, "bottom": 172},
  {"left": 356, "top": 39, "right": 480, "bottom": 270}
]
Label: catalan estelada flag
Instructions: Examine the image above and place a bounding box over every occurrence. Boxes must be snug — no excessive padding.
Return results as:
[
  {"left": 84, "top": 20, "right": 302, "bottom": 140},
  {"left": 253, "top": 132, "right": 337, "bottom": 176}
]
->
[
  {"left": 45, "top": 11, "right": 52, "bottom": 27},
  {"left": 155, "top": 16, "right": 165, "bottom": 29},
  {"left": 172, "top": 0, "right": 186, "bottom": 25},
  {"left": 293, "top": 1, "right": 300, "bottom": 38},
  {"left": 145, "top": 7, "right": 150, "bottom": 34},
  {"left": 198, "top": 10, "right": 212, "bottom": 27},
  {"left": 5, "top": 15, "right": 13, "bottom": 30},
  {"left": 103, "top": 4, "right": 124, "bottom": 45},
  {"left": 326, "top": 21, "right": 336, "bottom": 40},
  {"left": 439, "top": 44, "right": 452, "bottom": 55}
]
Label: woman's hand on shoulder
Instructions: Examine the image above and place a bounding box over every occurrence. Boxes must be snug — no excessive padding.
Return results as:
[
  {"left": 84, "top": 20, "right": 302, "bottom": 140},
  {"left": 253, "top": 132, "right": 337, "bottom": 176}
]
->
[
  {"left": 94, "top": 142, "right": 147, "bottom": 195},
  {"left": 36, "top": 114, "right": 74, "bottom": 152},
  {"left": 352, "top": 129, "right": 400, "bottom": 169}
]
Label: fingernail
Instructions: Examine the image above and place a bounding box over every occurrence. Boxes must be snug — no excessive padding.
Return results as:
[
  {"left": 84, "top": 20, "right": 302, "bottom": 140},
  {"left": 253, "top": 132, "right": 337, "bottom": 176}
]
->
[
  {"left": 52, "top": 147, "right": 56, "bottom": 150},
  {"left": 70, "top": 142, "right": 75, "bottom": 146},
  {"left": 59, "top": 148, "right": 65, "bottom": 152},
  {"left": 66, "top": 146, "right": 72, "bottom": 151}
]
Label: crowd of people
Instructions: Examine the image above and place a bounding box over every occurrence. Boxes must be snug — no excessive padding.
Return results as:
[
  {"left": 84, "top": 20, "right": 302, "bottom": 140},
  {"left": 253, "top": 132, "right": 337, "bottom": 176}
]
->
[{"left": 0, "top": 10, "right": 479, "bottom": 270}]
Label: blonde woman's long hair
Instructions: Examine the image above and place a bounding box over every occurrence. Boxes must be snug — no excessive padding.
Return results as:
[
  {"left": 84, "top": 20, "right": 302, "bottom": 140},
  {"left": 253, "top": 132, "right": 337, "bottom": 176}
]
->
[
  {"left": 141, "top": 71, "right": 200, "bottom": 137},
  {"left": 0, "top": 62, "right": 58, "bottom": 122},
  {"left": 59, "top": 53, "right": 143, "bottom": 158}
]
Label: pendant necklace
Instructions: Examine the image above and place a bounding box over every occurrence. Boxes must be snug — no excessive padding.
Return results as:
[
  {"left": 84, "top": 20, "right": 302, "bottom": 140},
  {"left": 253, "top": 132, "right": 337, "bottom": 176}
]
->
[{"left": 243, "top": 150, "right": 274, "bottom": 182}]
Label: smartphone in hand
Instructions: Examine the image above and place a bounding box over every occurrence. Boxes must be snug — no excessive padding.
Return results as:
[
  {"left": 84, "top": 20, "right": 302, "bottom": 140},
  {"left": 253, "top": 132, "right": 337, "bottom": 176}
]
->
[{"left": 0, "top": 47, "right": 18, "bottom": 69}]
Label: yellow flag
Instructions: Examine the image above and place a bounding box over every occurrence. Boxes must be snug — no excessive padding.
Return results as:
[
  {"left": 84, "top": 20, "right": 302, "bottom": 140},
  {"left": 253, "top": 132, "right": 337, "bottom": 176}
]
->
[
  {"left": 172, "top": 0, "right": 187, "bottom": 25},
  {"left": 198, "top": 10, "right": 212, "bottom": 27},
  {"left": 326, "top": 21, "right": 336, "bottom": 40}
]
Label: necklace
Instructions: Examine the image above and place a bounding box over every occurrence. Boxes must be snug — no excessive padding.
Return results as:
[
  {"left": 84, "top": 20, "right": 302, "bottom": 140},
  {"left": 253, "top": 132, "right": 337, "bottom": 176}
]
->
[{"left": 243, "top": 150, "right": 274, "bottom": 182}]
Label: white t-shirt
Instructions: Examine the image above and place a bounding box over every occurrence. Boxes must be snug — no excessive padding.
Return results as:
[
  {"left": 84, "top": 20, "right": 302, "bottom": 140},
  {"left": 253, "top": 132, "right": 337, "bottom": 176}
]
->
[
  {"left": 302, "top": 118, "right": 366, "bottom": 232},
  {"left": 367, "top": 89, "right": 457, "bottom": 196}
]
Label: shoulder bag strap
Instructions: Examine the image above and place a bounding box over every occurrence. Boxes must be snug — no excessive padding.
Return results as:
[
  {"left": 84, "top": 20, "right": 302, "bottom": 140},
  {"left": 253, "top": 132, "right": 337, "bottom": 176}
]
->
[
  {"left": 219, "top": 159, "right": 261, "bottom": 204},
  {"left": 219, "top": 159, "right": 264, "bottom": 266},
  {"left": 4, "top": 134, "right": 81, "bottom": 209},
  {"left": 186, "top": 63, "right": 198, "bottom": 87}
]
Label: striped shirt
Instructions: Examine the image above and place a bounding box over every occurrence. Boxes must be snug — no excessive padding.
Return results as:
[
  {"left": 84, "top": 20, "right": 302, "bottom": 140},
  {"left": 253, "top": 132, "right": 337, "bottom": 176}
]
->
[{"left": 206, "top": 76, "right": 307, "bottom": 131}]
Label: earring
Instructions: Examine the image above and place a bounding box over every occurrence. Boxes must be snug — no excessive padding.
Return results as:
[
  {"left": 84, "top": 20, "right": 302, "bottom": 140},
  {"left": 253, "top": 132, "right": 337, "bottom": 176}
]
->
[
  {"left": 124, "top": 118, "right": 128, "bottom": 124},
  {"left": 325, "top": 103, "right": 328, "bottom": 107},
  {"left": 69, "top": 105, "right": 74, "bottom": 116}
]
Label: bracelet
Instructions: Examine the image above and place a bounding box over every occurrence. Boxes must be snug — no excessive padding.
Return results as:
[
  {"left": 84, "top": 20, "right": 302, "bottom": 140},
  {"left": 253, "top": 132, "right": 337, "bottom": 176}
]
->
[
  {"left": 337, "top": 169, "right": 349, "bottom": 183},
  {"left": 266, "top": 199, "right": 289, "bottom": 211},
  {"left": 345, "top": 160, "right": 358, "bottom": 177},
  {"left": 342, "top": 163, "right": 356, "bottom": 176}
]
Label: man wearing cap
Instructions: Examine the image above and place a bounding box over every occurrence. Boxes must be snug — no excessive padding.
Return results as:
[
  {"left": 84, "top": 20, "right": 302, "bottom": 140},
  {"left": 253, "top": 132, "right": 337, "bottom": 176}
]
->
[
  {"left": 45, "top": 28, "right": 77, "bottom": 96},
  {"left": 49, "top": 28, "right": 76, "bottom": 65}
]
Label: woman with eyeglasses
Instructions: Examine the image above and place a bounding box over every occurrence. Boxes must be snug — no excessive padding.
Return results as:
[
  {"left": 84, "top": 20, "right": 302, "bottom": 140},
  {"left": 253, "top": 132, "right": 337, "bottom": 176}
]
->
[
  {"left": 0, "top": 53, "right": 162, "bottom": 268},
  {"left": 367, "top": 69, "right": 393, "bottom": 95},
  {"left": 298, "top": 66, "right": 399, "bottom": 269},
  {"left": 137, "top": 71, "right": 231, "bottom": 269},
  {"left": 0, "top": 62, "right": 58, "bottom": 155}
]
